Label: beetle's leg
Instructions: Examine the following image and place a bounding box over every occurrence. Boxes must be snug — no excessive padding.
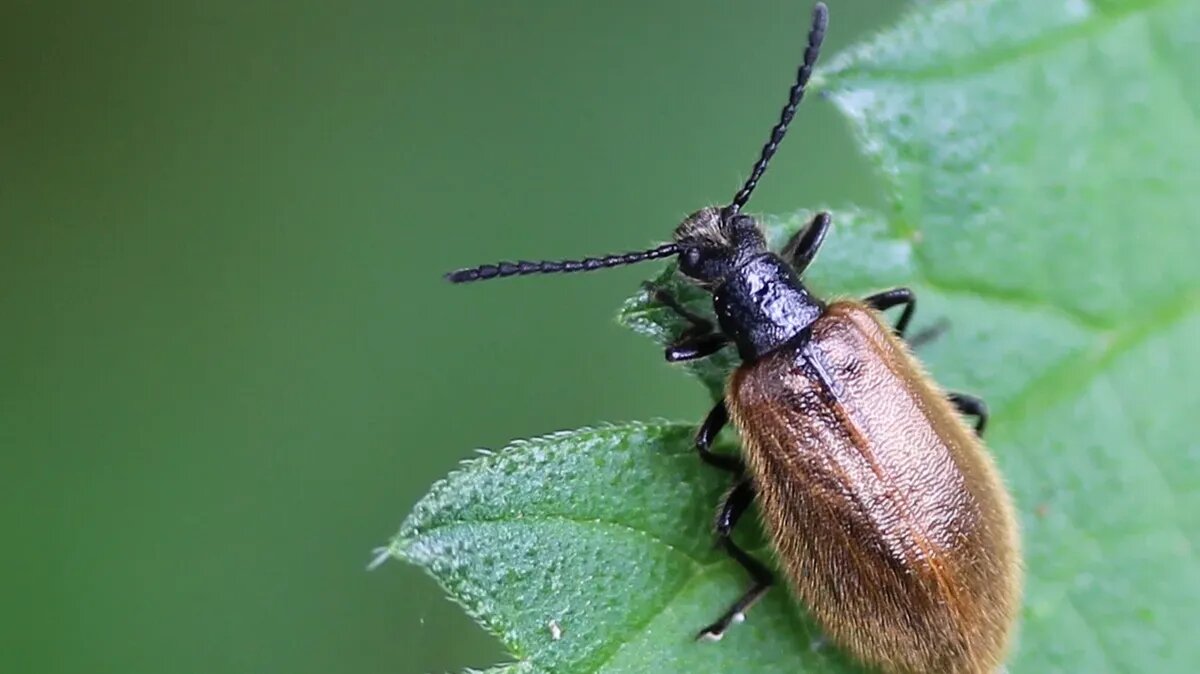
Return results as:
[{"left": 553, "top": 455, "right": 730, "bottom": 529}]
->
[
  {"left": 695, "top": 400, "right": 744, "bottom": 474},
  {"left": 667, "top": 332, "right": 730, "bottom": 362},
  {"left": 905, "top": 317, "right": 949, "bottom": 350},
  {"left": 644, "top": 283, "right": 713, "bottom": 332},
  {"left": 781, "top": 211, "right": 832, "bottom": 274},
  {"left": 643, "top": 284, "right": 732, "bottom": 361},
  {"left": 863, "top": 287, "right": 916, "bottom": 338},
  {"left": 697, "top": 479, "right": 773, "bottom": 641},
  {"left": 948, "top": 392, "right": 988, "bottom": 436}
]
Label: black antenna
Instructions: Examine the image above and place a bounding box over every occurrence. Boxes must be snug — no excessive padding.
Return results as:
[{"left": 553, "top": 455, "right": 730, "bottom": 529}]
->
[
  {"left": 725, "top": 2, "right": 828, "bottom": 218},
  {"left": 446, "top": 243, "right": 679, "bottom": 284}
]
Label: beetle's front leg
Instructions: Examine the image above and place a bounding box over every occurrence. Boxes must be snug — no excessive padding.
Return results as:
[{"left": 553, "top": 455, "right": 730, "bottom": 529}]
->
[
  {"left": 644, "top": 284, "right": 731, "bottom": 361},
  {"left": 781, "top": 211, "right": 831, "bottom": 274}
]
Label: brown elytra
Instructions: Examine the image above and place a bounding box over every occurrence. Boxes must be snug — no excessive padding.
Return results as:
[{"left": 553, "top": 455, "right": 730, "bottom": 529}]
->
[{"left": 729, "top": 301, "right": 1021, "bottom": 673}]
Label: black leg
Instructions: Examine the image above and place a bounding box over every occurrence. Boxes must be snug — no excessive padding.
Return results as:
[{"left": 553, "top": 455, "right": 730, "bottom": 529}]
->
[
  {"left": 645, "top": 284, "right": 731, "bottom": 361},
  {"left": 949, "top": 392, "right": 988, "bottom": 436},
  {"left": 645, "top": 283, "right": 714, "bottom": 334},
  {"left": 864, "top": 287, "right": 916, "bottom": 338},
  {"left": 695, "top": 401, "right": 743, "bottom": 473},
  {"left": 697, "top": 479, "right": 773, "bottom": 641},
  {"left": 781, "top": 211, "right": 831, "bottom": 274},
  {"left": 667, "top": 332, "right": 730, "bottom": 362},
  {"left": 905, "top": 317, "right": 949, "bottom": 350}
]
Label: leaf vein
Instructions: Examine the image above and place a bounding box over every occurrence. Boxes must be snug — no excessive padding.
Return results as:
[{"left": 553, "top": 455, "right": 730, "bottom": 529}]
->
[
  {"left": 1104, "top": 374, "right": 1199, "bottom": 566},
  {"left": 994, "top": 296, "right": 1198, "bottom": 432},
  {"left": 1062, "top": 590, "right": 1121, "bottom": 673},
  {"left": 400, "top": 515, "right": 710, "bottom": 570},
  {"left": 912, "top": 262, "right": 1111, "bottom": 331},
  {"left": 586, "top": 548, "right": 777, "bottom": 674},
  {"left": 1140, "top": 9, "right": 1200, "bottom": 130}
]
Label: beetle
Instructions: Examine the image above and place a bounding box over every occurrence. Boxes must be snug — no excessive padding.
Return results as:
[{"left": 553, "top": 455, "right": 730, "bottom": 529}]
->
[{"left": 445, "top": 4, "right": 1022, "bottom": 673}]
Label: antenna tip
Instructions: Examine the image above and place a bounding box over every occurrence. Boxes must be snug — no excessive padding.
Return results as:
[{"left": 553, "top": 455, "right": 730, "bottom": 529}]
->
[
  {"left": 445, "top": 266, "right": 492, "bottom": 284},
  {"left": 812, "top": 3, "right": 829, "bottom": 31}
]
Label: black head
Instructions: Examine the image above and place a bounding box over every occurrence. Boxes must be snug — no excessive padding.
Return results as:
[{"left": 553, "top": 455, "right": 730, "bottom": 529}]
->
[
  {"left": 444, "top": 3, "right": 828, "bottom": 286},
  {"left": 670, "top": 207, "right": 767, "bottom": 287}
]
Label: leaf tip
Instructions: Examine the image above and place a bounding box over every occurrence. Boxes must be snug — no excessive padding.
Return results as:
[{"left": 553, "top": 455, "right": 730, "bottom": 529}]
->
[{"left": 366, "top": 545, "right": 393, "bottom": 571}]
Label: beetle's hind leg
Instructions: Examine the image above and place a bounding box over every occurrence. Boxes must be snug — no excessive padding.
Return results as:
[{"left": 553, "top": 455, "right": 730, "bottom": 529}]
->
[
  {"left": 949, "top": 392, "right": 989, "bottom": 436},
  {"left": 697, "top": 479, "right": 774, "bottom": 641},
  {"left": 642, "top": 284, "right": 731, "bottom": 361}
]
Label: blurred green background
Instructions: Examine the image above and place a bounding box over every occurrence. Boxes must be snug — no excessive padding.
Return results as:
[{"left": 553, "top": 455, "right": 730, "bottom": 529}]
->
[{"left": 1, "top": 2, "right": 903, "bottom": 672}]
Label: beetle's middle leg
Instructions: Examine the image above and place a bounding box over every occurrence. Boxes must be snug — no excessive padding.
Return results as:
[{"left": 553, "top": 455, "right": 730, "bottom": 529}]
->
[
  {"left": 697, "top": 479, "right": 773, "bottom": 641},
  {"left": 694, "top": 400, "right": 744, "bottom": 474}
]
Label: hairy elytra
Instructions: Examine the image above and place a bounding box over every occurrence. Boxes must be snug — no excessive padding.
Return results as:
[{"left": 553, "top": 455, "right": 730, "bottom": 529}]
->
[{"left": 445, "top": 4, "right": 1022, "bottom": 674}]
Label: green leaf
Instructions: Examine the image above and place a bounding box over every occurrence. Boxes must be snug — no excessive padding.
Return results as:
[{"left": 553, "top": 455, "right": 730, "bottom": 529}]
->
[
  {"left": 393, "top": 423, "right": 864, "bottom": 673},
  {"left": 387, "top": 0, "right": 1200, "bottom": 671},
  {"left": 821, "top": 3, "right": 1200, "bottom": 670}
]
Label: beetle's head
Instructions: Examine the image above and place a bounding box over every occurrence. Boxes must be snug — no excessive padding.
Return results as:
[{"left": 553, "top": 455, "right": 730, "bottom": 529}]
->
[{"left": 672, "top": 206, "right": 767, "bottom": 288}]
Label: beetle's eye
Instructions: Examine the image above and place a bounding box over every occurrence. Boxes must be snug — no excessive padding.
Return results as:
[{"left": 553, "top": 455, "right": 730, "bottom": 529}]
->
[{"left": 683, "top": 247, "right": 702, "bottom": 270}]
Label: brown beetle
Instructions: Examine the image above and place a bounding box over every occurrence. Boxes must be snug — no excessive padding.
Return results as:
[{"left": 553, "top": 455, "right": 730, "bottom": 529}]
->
[{"left": 446, "top": 4, "right": 1022, "bottom": 673}]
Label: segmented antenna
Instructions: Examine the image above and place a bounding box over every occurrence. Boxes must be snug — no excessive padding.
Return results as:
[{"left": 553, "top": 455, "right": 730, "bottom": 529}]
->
[
  {"left": 446, "top": 243, "right": 679, "bottom": 284},
  {"left": 725, "top": 2, "right": 828, "bottom": 217}
]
